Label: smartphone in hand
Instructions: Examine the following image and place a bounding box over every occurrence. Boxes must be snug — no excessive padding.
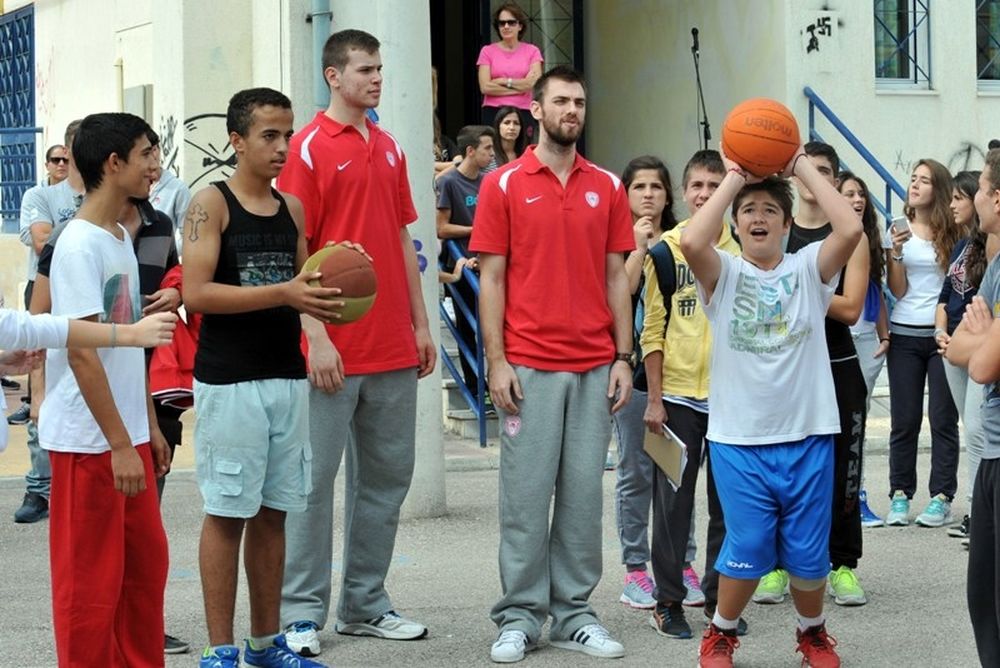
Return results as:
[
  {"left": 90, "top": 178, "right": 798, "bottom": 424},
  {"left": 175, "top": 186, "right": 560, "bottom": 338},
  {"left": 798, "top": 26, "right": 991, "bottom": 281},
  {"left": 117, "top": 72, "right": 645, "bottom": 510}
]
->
[{"left": 891, "top": 215, "right": 911, "bottom": 235}]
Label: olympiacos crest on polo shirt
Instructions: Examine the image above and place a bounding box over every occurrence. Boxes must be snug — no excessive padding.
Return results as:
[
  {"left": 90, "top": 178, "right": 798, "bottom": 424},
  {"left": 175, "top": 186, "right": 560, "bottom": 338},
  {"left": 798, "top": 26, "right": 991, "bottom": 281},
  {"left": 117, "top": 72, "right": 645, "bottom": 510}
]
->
[
  {"left": 385, "top": 150, "right": 396, "bottom": 167},
  {"left": 585, "top": 191, "right": 599, "bottom": 208}
]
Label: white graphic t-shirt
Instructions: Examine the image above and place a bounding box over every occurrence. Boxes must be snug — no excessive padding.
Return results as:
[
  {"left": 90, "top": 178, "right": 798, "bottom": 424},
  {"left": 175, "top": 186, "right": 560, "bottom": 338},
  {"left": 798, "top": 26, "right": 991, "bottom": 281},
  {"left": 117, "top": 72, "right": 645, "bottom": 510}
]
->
[
  {"left": 697, "top": 242, "right": 840, "bottom": 445},
  {"left": 40, "top": 219, "right": 149, "bottom": 454}
]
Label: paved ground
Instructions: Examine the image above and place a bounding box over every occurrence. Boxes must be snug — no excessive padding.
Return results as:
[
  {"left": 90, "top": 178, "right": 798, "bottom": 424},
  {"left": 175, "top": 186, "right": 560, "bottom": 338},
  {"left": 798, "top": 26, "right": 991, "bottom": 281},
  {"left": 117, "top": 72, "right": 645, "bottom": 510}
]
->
[{"left": 0, "top": 377, "right": 981, "bottom": 667}]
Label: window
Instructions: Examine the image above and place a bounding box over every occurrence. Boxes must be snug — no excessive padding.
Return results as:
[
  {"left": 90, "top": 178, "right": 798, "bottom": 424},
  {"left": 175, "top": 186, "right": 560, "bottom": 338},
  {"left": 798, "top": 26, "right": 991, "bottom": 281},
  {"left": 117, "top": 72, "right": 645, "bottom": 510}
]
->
[
  {"left": 873, "top": 0, "right": 931, "bottom": 89},
  {"left": 978, "top": 0, "right": 1000, "bottom": 88}
]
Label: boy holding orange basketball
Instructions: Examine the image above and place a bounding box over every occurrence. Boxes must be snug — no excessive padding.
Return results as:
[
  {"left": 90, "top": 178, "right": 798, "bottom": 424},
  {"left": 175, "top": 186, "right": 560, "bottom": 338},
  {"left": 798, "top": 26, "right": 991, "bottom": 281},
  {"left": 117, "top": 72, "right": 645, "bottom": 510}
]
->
[
  {"left": 679, "top": 142, "right": 861, "bottom": 668},
  {"left": 182, "top": 87, "right": 340, "bottom": 668}
]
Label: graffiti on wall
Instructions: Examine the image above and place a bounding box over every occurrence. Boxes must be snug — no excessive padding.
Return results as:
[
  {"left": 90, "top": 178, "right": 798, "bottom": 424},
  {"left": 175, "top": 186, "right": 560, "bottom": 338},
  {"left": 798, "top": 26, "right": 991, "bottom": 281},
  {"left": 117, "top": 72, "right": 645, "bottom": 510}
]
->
[
  {"left": 158, "top": 114, "right": 179, "bottom": 175},
  {"left": 895, "top": 141, "right": 991, "bottom": 180},
  {"left": 947, "top": 141, "right": 988, "bottom": 174},
  {"left": 156, "top": 112, "right": 236, "bottom": 186}
]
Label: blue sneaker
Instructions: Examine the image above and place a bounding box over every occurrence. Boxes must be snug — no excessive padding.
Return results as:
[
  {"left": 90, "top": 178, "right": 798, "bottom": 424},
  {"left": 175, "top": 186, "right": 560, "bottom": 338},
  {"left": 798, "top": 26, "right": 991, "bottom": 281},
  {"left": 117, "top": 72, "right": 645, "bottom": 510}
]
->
[
  {"left": 859, "top": 489, "right": 884, "bottom": 528},
  {"left": 199, "top": 645, "right": 239, "bottom": 668},
  {"left": 915, "top": 494, "right": 954, "bottom": 528},
  {"left": 242, "top": 635, "right": 327, "bottom": 667}
]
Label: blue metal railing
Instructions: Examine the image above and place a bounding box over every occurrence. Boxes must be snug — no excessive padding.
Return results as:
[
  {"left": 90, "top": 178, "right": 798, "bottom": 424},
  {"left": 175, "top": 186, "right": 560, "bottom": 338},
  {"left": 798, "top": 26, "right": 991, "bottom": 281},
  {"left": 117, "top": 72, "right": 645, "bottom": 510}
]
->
[
  {"left": 804, "top": 86, "right": 906, "bottom": 225},
  {"left": 439, "top": 239, "right": 488, "bottom": 447}
]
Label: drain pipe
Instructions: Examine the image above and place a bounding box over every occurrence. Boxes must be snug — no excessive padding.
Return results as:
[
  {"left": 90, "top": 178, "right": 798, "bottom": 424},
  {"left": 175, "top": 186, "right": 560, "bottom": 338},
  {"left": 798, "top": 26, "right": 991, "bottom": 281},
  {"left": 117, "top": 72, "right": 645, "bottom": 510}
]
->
[{"left": 308, "top": 0, "right": 332, "bottom": 110}]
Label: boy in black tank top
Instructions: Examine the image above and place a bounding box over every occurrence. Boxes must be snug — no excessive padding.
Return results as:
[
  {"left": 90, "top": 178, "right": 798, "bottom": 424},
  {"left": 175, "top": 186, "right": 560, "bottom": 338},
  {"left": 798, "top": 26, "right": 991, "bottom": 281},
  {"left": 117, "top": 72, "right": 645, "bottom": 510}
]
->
[
  {"left": 753, "top": 142, "right": 872, "bottom": 609},
  {"left": 181, "top": 88, "right": 343, "bottom": 668}
]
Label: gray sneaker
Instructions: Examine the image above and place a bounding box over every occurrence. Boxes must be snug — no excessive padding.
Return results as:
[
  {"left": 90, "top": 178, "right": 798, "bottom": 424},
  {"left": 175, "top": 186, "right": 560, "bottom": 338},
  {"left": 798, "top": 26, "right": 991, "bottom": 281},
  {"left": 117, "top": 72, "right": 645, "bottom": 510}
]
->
[
  {"left": 335, "top": 611, "right": 427, "bottom": 640},
  {"left": 915, "top": 494, "right": 954, "bottom": 527},
  {"left": 619, "top": 570, "right": 655, "bottom": 609},
  {"left": 885, "top": 491, "right": 910, "bottom": 526}
]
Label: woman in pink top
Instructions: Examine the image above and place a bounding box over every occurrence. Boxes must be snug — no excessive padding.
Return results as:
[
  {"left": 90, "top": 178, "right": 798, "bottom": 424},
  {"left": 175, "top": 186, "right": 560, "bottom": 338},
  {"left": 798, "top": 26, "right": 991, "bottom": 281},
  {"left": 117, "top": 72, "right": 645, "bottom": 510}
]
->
[{"left": 477, "top": 2, "right": 543, "bottom": 142}]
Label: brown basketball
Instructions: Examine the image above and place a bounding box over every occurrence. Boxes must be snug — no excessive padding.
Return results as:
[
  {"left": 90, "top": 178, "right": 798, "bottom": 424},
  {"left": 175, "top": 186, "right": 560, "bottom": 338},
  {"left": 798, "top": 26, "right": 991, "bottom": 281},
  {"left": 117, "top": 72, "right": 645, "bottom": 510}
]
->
[
  {"left": 722, "top": 98, "right": 800, "bottom": 177},
  {"left": 304, "top": 245, "right": 377, "bottom": 324}
]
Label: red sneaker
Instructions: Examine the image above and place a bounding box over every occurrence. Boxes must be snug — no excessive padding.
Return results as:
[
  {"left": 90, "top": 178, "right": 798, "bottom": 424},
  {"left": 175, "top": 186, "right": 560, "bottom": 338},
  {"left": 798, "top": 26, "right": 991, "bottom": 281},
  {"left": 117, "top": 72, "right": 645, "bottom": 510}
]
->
[
  {"left": 796, "top": 624, "right": 840, "bottom": 667},
  {"left": 699, "top": 623, "right": 739, "bottom": 667}
]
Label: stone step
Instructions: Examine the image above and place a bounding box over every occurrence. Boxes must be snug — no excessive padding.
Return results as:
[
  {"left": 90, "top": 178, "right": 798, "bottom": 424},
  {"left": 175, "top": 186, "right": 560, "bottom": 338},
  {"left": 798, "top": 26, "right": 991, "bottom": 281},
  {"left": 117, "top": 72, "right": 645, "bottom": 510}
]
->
[{"left": 444, "top": 408, "right": 499, "bottom": 440}]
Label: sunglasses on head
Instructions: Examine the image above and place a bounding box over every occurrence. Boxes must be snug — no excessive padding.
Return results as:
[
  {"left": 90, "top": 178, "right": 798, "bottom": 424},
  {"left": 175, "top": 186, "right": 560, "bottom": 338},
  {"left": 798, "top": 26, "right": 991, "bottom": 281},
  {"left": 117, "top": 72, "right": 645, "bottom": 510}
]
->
[
  {"left": 49, "top": 157, "right": 69, "bottom": 164},
  {"left": 497, "top": 19, "right": 519, "bottom": 27}
]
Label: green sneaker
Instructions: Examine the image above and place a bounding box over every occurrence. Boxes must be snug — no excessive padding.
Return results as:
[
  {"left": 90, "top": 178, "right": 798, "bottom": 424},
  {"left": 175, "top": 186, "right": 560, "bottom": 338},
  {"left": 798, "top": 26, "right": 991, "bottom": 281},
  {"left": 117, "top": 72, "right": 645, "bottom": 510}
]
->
[
  {"left": 752, "top": 568, "right": 788, "bottom": 604},
  {"left": 827, "top": 565, "right": 867, "bottom": 606},
  {"left": 885, "top": 490, "right": 910, "bottom": 526}
]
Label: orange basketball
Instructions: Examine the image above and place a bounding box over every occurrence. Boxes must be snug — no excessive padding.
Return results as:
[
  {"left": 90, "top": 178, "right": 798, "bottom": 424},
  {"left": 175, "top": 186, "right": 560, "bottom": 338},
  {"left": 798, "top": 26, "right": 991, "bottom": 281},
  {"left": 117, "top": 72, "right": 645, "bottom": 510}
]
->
[{"left": 721, "top": 98, "right": 800, "bottom": 177}]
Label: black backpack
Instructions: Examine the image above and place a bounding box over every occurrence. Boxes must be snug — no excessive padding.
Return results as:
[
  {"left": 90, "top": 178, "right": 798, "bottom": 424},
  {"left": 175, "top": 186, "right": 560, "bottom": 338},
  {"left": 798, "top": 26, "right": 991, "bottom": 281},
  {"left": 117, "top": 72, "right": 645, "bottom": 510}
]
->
[{"left": 633, "top": 240, "right": 676, "bottom": 393}]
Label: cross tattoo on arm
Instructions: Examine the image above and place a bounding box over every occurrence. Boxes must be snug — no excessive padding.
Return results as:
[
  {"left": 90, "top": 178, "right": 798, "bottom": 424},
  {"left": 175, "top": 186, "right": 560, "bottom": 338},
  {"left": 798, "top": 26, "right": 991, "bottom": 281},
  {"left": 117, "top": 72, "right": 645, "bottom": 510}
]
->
[{"left": 186, "top": 203, "right": 208, "bottom": 243}]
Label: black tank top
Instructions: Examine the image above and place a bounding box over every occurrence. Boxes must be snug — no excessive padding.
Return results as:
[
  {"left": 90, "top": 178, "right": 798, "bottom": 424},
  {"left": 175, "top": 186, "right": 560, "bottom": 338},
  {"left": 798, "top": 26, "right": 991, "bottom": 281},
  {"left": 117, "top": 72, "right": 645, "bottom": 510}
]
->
[
  {"left": 786, "top": 221, "right": 857, "bottom": 361},
  {"left": 194, "top": 181, "right": 307, "bottom": 384}
]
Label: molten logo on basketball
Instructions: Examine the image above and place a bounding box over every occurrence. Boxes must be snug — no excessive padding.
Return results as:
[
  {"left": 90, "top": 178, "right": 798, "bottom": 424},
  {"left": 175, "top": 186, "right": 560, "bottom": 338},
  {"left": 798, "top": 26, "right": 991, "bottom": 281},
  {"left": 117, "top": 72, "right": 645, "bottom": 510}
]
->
[{"left": 743, "top": 116, "right": 794, "bottom": 137}]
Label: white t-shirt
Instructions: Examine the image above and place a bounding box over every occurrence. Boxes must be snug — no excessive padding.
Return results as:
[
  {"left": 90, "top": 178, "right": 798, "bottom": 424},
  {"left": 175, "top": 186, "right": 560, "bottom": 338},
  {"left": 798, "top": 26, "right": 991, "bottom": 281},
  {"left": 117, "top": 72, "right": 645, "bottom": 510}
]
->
[
  {"left": 698, "top": 243, "right": 840, "bottom": 445},
  {"left": 39, "top": 219, "right": 149, "bottom": 454},
  {"left": 890, "top": 233, "right": 944, "bottom": 326},
  {"left": 0, "top": 310, "right": 68, "bottom": 453}
]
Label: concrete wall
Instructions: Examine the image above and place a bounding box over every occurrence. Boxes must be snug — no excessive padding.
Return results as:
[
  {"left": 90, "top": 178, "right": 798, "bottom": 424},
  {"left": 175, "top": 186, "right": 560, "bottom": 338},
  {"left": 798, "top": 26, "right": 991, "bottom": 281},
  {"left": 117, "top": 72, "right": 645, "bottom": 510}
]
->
[
  {"left": 583, "top": 0, "right": 1000, "bottom": 212},
  {"left": 584, "top": 0, "right": 788, "bottom": 184},
  {"left": 785, "top": 0, "right": 1000, "bottom": 209}
]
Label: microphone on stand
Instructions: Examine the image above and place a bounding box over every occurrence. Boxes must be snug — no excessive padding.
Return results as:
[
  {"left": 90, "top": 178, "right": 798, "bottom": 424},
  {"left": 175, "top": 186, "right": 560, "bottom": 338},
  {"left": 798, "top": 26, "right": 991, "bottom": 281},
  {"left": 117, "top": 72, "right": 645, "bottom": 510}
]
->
[{"left": 690, "top": 27, "right": 711, "bottom": 149}]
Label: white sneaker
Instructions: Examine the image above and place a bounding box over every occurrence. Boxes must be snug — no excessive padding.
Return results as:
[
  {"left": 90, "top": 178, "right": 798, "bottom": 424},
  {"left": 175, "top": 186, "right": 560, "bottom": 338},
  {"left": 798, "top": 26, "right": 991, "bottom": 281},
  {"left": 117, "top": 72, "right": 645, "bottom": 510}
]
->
[
  {"left": 490, "top": 629, "right": 536, "bottom": 663},
  {"left": 283, "top": 620, "right": 320, "bottom": 656},
  {"left": 335, "top": 610, "right": 428, "bottom": 640},
  {"left": 550, "top": 623, "right": 625, "bottom": 659}
]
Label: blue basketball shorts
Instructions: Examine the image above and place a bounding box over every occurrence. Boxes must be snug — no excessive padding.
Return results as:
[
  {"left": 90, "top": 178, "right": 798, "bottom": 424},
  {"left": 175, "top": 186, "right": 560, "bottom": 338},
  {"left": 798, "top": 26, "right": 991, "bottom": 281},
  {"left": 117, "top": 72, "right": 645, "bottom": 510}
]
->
[{"left": 709, "top": 434, "right": 834, "bottom": 580}]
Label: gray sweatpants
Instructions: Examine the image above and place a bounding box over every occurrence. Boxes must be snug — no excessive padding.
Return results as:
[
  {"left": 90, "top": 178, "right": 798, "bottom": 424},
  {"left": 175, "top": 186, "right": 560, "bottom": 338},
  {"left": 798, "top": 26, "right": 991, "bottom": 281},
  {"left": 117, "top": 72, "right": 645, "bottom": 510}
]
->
[
  {"left": 612, "top": 387, "right": 698, "bottom": 567},
  {"left": 490, "top": 364, "right": 613, "bottom": 641},
  {"left": 281, "top": 368, "right": 417, "bottom": 628}
]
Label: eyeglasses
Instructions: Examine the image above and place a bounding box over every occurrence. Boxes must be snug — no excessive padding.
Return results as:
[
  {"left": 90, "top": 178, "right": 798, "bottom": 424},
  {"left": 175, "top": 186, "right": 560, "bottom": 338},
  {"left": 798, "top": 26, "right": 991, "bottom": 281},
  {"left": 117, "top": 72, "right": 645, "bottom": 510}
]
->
[
  {"left": 497, "top": 19, "right": 519, "bottom": 27},
  {"left": 48, "top": 157, "right": 69, "bottom": 165}
]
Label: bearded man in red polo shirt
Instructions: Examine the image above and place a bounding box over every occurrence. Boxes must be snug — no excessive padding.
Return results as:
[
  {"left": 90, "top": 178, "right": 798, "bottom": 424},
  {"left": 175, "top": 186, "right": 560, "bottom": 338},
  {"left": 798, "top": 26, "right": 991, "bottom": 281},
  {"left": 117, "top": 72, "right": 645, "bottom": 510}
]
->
[
  {"left": 470, "top": 65, "right": 635, "bottom": 664},
  {"left": 275, "top": 29, "right": 436, "bottom": 658}
]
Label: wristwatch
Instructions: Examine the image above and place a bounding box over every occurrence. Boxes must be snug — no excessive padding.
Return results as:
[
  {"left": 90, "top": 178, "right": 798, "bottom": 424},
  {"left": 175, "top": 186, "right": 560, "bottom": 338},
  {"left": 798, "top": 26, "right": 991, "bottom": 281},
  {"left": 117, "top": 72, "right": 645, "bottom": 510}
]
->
[{"left": 614, "top": 352, "right": 633, "bottom": 367}]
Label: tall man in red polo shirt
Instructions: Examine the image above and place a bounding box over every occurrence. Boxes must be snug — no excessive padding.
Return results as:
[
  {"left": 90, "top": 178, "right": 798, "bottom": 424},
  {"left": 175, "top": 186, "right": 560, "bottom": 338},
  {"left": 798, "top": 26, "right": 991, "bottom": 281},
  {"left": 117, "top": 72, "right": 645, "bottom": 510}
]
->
[
  {"left": 276, "top": 29, "right": 436, "bottom": 658},
  {"left": 471, "top": 65, "right": 635, "bottom": 663}
]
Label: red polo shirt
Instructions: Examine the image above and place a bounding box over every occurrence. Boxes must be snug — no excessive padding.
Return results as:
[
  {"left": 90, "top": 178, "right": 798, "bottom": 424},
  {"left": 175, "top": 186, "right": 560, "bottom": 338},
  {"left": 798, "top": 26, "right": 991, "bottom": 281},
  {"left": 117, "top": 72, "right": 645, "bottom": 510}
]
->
[
  {"left": 277, "top": 112, "right": 419, "bottom": 375},
  {"left": 469, "top": 147, "right": 634, "bottom": 372}
]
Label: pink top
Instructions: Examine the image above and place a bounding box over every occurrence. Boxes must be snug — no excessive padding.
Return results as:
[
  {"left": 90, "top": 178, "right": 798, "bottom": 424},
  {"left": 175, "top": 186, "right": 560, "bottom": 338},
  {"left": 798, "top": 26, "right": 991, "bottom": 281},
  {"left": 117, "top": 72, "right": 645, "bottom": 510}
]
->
[{"left": 477, "top": 41, "right": 543, "bottom": 110}]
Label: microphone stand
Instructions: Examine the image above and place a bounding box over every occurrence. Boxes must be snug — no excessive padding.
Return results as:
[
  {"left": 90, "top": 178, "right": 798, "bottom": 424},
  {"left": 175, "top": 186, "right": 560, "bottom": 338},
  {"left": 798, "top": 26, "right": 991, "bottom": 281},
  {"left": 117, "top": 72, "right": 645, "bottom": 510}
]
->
[{"left": 691, "top": 34, "right": 711, "bottom": 150}]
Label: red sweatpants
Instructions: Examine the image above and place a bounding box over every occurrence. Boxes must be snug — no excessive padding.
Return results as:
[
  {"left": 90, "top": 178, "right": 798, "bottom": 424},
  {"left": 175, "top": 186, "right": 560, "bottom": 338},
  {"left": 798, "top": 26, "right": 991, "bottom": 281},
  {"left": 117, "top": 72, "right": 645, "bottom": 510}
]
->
[{"left": 49, "top": 444, "right": 169, "bottom": 667}]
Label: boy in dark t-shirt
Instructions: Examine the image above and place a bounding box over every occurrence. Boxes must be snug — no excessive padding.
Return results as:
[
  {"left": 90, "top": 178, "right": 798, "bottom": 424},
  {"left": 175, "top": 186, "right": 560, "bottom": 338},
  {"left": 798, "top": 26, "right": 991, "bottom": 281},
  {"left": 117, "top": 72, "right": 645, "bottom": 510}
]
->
[{"left": 437, "top": 125, "right": 494, "bottom": 400}]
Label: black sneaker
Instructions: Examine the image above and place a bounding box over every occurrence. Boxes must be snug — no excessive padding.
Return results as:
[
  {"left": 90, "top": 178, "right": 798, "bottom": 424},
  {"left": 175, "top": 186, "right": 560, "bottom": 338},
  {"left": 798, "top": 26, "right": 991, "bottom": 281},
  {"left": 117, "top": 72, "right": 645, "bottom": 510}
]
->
[
  {"left": 7, "top": 402, "right": 30, "bottom": 425},
  {"left": 13, "top": 492, "right": 48, "bottom": 523},
  {"left": 704, "top": 608, "right": 749, "bottom": 636},
  {"left": 2, "top": 377, "right": 22, "bottom": 391},
  {"left": 648, "top": 602, "right": 692, "bottom": 639},
  {"left": 948, "top": 514, "right": 970, "bottom": 538},
  {"left": 164, "top": 634, "right": 190, "bottom": 654}
]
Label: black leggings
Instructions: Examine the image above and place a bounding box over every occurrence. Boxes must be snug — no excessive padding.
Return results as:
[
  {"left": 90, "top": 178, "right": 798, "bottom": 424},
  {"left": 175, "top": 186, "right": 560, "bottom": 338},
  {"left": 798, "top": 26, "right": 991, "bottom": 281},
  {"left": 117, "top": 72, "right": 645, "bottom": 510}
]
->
[
  {"left": 829, "top": 357, "right": 867, "bottom": 570},
  {"left": 887, "top": 333, "right": 960, "bottom": 499}
]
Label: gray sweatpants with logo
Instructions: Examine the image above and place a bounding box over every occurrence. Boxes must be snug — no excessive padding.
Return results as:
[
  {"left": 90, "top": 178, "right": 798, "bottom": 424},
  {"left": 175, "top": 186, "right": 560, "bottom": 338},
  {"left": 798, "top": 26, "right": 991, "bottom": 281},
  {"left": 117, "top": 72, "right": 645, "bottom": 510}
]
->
[
  {"left": 281, "top": 368, "right": 417, "bottom": 628},
  {"left": 490, "top": 363, "right": 613, "bottom": 641}
]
